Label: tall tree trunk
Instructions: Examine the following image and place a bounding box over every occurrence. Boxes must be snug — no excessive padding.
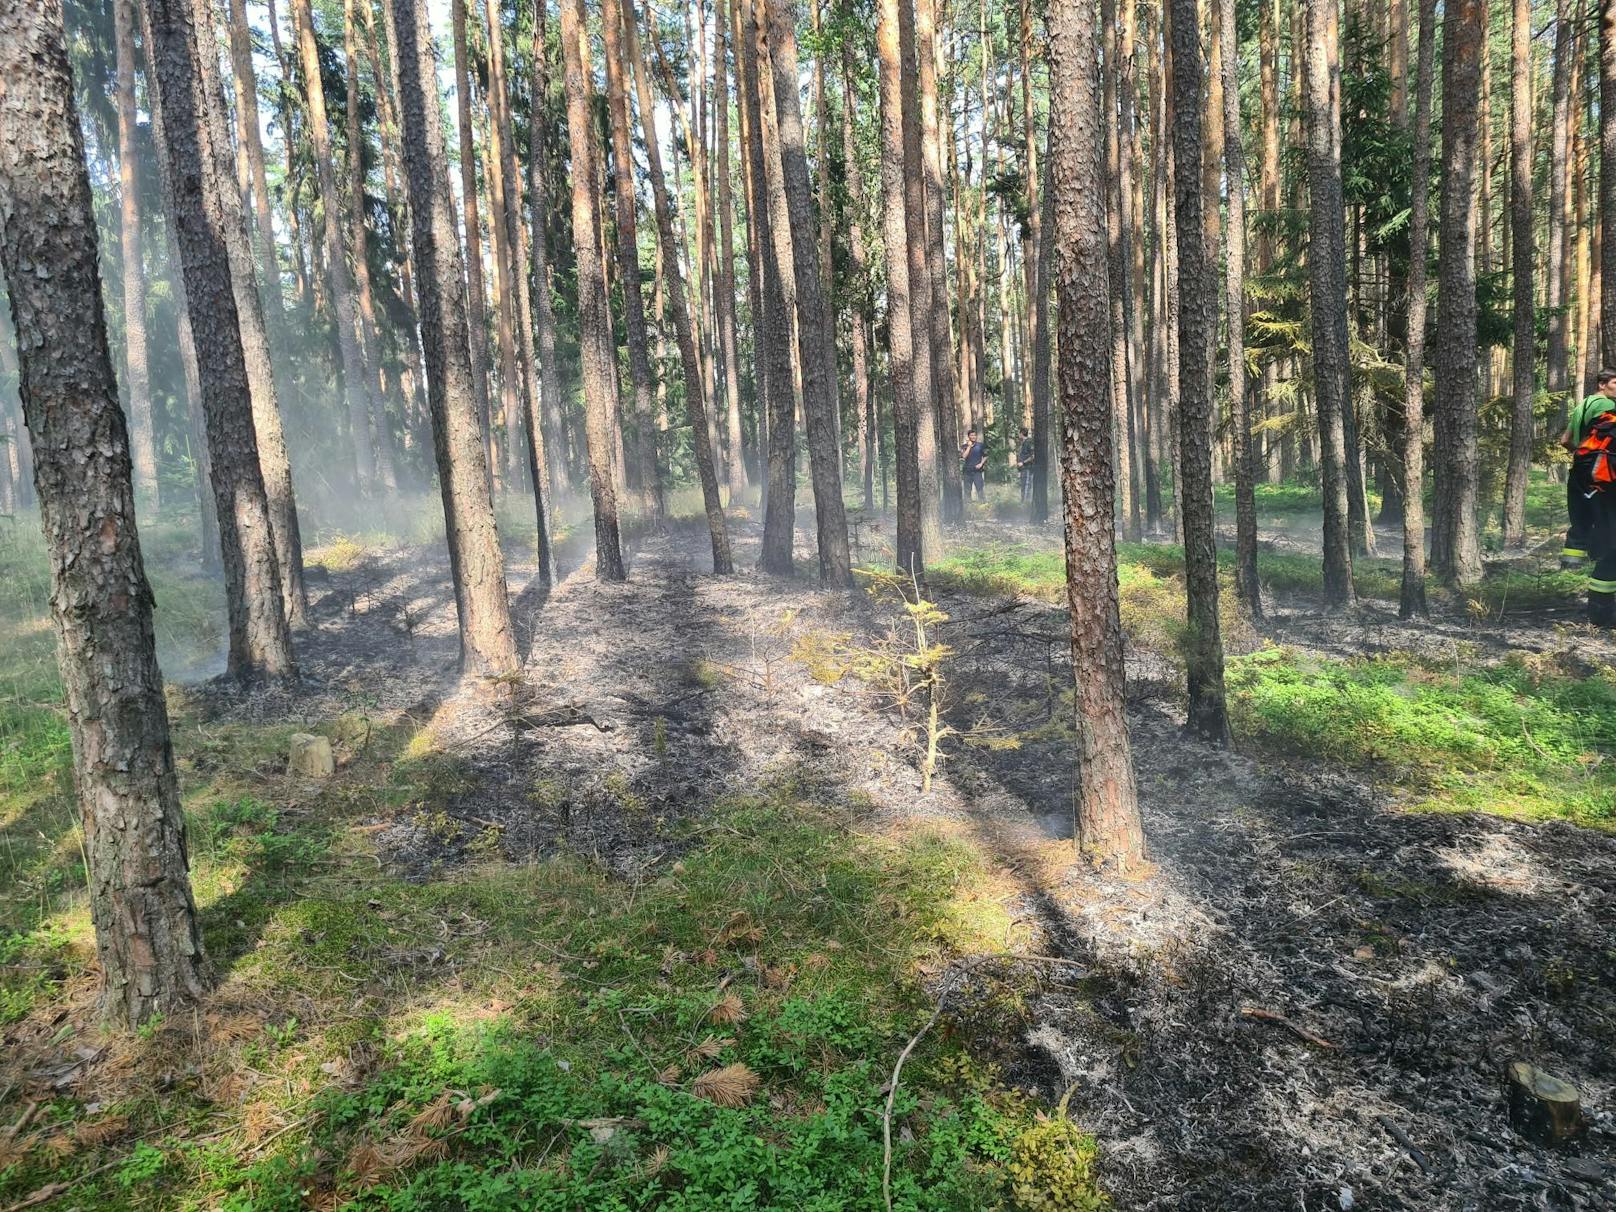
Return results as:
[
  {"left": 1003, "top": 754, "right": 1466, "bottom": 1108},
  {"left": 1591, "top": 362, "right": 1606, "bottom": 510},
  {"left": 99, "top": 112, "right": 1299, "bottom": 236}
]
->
[
  {"left": 1502, "top": 0, "right": 1535, "bottom": 549},
  {"left": 733, "top": 0, "right": 773, "bottom": 511},
  {"left": 225, "top": 0, "right": 286, "bottom": 336},
  {"left": 765, "top": 0, "right": 852, "bottom": 583},
  {"left": 748, "top": 0, "right": 802, "bottom": 573},
  {"left": 483, "top": 0, "right": 556, "bottom": 575},
  {"left": 1031, "top": 143, "right": 1055, "bottom": 525},
  {"left": 1401, "top": 0, "right": 1436, "bottom": 617},
  {"left": 625, "top": 0, "right": 734, "bottom": 574},
  {"left": 451, "top": 0, "right": 495, "bottom": 484},
  {"left": 115, "top": 0, "right": 159, "bottom": 510},
  {"left": 900, "top": 0, "right": 943, "bottom": 558},
  {"left": 715, "top": 0, "right": 750, "bottom": 496},
  {"left": 389, "top": 0, "right": 518, "bottom": 674},
  {"left": 876, "top": 0, "right": 924, "bottom": 575},
  {"left": 916, "top": 0, "right": 963, "bottom": 526},
  {"left": 1545, "top": 0, "right": 1575, "bottom": 409},
  {"left": 1302, "top": 0, "right": 1355, "bottom": 608},
  {"left": 1220, "top": 0, "right": 1259, "bottom": 617},
  {"left": 560, "top": 0, "right": 626, "bottom": 580},
  {"left": 1018, "top": 0, "right": 1042, "bottom": 496},
  {"left": 145, "top": 0, "right": 294, "bottom": 679},
  {"left": 291, "top": 0, "right": 380, "bottom": 492},
  {"left": 1167, "top": 0, "right": 1230, "bottom": 743},
  {"left": 839, "top": 12, "right": 875, "bottom": 513},
  {"left": 528, "top": 0, "right": 570, "bottom": 498},
  {"left": 1431, "top": 0, "right": 1485, "bottom": 585},
  {"left": 1258, "top": 0, "right": 1280, "bottom": 486},
  {"left": 1601, "top": 0, "right": 1616, "bottom": 365},
  {"left": 187, "top": 0, "right": 308, "bottom": 627},
  {"left": 480, "top": 54, "right": 524, "bottom": 498},
  {"left": 1047, "top": 0, "right": 1144, "bottom": 870},
  {"left": 0, "top": 0, "right": 209, "bottom": 1027}
]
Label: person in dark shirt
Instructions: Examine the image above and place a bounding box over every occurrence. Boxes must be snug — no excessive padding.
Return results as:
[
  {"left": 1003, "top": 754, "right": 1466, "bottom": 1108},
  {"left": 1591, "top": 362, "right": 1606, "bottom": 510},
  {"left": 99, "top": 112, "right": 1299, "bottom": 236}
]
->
[
  {"left": 960, "top": 427, "right": 987, "bottom": 501},
  {"left": 1015, "top": 427, "right": 1035, "bottom": 502}
]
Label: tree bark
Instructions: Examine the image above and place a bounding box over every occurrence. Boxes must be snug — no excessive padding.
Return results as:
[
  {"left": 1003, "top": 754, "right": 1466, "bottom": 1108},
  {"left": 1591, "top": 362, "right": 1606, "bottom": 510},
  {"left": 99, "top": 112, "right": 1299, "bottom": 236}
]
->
[
  {"left": 1545, "top": 0, "right": 1575, "bottom": 409},
  {"left": 186, "top": 0, "right": 308, "bottom": 628},
  {"left": 765, "top": 0, "right": 852, "bottom": 584},
  {"left": 115, "top": 0, "right": 160, "bottom": 510},
  {"left": 915, "top": 0, "right": 962, "bottom": 527},
  {"left": 224, "top": 0, "right": 287, "bottom": 338},
  {"left": 714, "top": 0, "right": 750, "bottom": 496},
  {"left": 1167, "top": 0, "right": 1230, "bottom": 743},
  {"left": 450, "top": 0, "right": 495, "bottom": 483},
  {"left": 389, "top": 0, "right": 518, "bottom": 674},
  {"left": 1047, "top": 0, "right": 1144, "bottom": 870},
  {"left": 1431, "top": 0, "right": 1485, "bottom": 585},
  {"left": 876, "top": 0, "right": 925, "bottom": 575},
  {"left": 1601, "top": 0, "right": 1616, "bottom": 366},
  {"left": 144, "top": 0, "right": 294, "bottom": 679},
  {"left": 291, "top": 0, "right": 379, "bottom": 492},
  {"left": 559, "top": 0, "right": 626, "bottom": 580},
  {"left": 625, "top": 0, "right": 734, "bottom": 574},
  {"left": 839, "top": 12, "right": 875, "bottom": 513},
  {"left": 1302, "top": 0, "right": 1355, "bottom": 609},
  {"left": 1220, "top": 0, "right": 1259, "bottom": 617},
  {"left": 0, "top": 0, "right": 210, "bottom": 1028},
  {"left": 1401, "top": 0, "right": 1436, "bottom": 617},
  {"left": 1502, "top": 0, "right": 1535, "bottom": 549},
  {"left": 528, "top": 0, "right": 570, "bottom": 499}
]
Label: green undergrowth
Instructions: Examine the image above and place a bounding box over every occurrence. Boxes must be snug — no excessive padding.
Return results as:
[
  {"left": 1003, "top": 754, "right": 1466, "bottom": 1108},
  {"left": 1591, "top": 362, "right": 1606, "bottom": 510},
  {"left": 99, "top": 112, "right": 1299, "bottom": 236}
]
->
[
  {"left": 1227, "top": 647, "right": 1616, "bottom": 829},
  {"left": 1, "top": 687, "right": 1099, "bottom": 1211},
  {"left": 929, "top": 541, "right": 1585, "bottom": 618}
]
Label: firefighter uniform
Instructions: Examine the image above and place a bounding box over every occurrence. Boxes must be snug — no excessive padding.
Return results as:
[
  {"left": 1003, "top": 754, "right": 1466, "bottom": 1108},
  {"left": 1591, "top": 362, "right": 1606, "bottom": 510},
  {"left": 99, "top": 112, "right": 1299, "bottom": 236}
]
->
[{"left": 1564, "top": 394, "right": 1613, "bottom": 567}]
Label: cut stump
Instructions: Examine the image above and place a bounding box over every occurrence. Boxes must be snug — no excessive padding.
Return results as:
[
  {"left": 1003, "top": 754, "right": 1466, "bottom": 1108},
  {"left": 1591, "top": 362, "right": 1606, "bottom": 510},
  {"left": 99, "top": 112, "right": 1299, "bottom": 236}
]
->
[
  {"left": 287, "top": 733, "right": 334, "bottom": 779},
  {"left": 1505, "top": 1061, "right": 1584, "bottom": 1146}
]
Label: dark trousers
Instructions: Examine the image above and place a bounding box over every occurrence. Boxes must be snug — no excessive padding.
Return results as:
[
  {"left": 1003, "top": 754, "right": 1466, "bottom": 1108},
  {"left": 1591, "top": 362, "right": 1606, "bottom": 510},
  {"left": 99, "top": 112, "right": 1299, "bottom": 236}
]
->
[
  {"left": 1586, "top": 486, "right": 1616, "bottom": 625},
  {"left": 1566, "top": 476, "right": 1599, "bottom": 564},
  {"left": 965, "top": 469, "right": 986, "bottom": 500},
  {"left": 1019, "top": 467, "right": 1034, "bottom": 502}
]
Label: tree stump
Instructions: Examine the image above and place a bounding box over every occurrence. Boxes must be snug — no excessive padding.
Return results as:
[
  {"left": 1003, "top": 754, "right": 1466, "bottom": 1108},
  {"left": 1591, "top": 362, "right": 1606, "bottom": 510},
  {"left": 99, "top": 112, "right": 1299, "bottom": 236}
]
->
[
  {"left": 1506, "top": 1061, "right": 1584, "bottom": 1145},
  {"left": 287, "top": 734, "right": 334, "bottom": 779}
]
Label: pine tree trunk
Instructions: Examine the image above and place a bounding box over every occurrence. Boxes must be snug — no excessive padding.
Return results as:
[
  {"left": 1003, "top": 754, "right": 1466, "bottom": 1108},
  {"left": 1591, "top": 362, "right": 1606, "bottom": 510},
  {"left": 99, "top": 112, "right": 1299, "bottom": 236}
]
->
[
  {"left": 900, "top": 0, "right": 943, "bottom": 558},
  {"left": 0, "top": 0, "right": 210, "bottom": 1027},
  {"left": 1047, "top": 0, "right": 1144, "bottom": 870},
  {"left": 144, "top": 0, "right": 294, "bottom": 679},
  {"left": 839, "top": 13, "right": 875, "bottom": 513},
  {"left": 1431, "top": 0, "right": 1485, "bottom": 585},
  {"left": 714, "top": 0, "right": 750, "bottom": 496},
  {"left": 1302, "top": 0, "right": 1356, "bottom": 609},
  {"left": 1545, "top": 0, "right": 1575, "bottom": 409},
  {"left": 115, "top": 0, "right": 159, "bottom": 510},
  {"left": 623, "top": 0, "right": 734, "bottom": 574},
  {"left": 225, "top": 0, "right": 287, "bottom": 337},
  {"left": 876, "top": 0, "right": 925, "bottom": 575},
  {"left": 291, "top": 0, "right": 379, "bottom": 492},
  {"left": 1502, "top": 0, "right": 1535, "bottom": 549},
  {"left": 480, "top": 62, "right": 524, "bottom": 499},
  {"left": 1601, "top": 0, "right": 1616, "bottom": 365},
  {"left": 915, "top": 0, "right": 963, "bottom": 527},
  {"left": 1220, "top": 0, "right": 1259, "bottom": 617},
  {"left": 1167, "top": 0, "right": 1230, "bottom": 743},
  {"left": 733, "top": 0, "right": 773, "bottom": 506},
  {"left": 1401, "top": 0, "right": 1436, "bottom": 617},
  {"left": 450, "top": 0, "right": 496, "bottom": 484},
  {"left": 528, "top": 0, "right": 570, "bottom": 498},
  {"left": 765, "top": 0, "right": 852, "bottom": 584},
  {"left": 559, "top": 0, "right": 627, "bottom": 580},
  {"left": 387, "top": 0, "right": 517, "bottom": 671},
  {"left": 748, "top": 0, "right": 802, "bottom": 573},
  {"left": 1258, "top": 0, "right": 1281, "bottom": 486},
  {"left": 183, "top": 0, "right": 308, "bottom": 627}
]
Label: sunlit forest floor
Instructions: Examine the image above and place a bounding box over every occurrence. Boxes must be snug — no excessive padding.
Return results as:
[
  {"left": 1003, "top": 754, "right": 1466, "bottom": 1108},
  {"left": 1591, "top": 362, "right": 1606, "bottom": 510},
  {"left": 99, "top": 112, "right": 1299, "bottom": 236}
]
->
[{"left": 2, "top": 474, "right": 1613, "bottom": 1209}]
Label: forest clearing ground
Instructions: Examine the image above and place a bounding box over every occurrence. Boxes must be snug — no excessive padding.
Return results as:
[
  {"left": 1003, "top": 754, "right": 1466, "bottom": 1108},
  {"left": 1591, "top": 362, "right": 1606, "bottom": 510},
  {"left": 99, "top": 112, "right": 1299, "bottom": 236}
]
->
[{"left": 2, "top": 498, "right": 1615, "bottom": 1208}]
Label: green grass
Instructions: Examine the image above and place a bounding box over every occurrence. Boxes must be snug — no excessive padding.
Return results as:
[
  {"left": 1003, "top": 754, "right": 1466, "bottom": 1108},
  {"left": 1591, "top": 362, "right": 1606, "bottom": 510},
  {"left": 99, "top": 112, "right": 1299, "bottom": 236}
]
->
[{"left": 1228, "top": 648, "right": 1616, "bottom": 829}]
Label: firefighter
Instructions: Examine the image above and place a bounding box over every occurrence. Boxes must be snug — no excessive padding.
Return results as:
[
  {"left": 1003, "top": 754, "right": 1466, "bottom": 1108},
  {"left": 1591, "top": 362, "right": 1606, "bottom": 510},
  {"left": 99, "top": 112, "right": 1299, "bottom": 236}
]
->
[{"left": 1559, "top": 369, "right": 1616, "bottom": 569}]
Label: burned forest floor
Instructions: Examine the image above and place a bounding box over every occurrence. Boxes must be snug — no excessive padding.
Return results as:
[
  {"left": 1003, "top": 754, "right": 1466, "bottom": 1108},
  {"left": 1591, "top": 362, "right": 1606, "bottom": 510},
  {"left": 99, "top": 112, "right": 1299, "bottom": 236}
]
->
[{"left": 2, "top": 483, "right": 1615, "bottom": 1211}]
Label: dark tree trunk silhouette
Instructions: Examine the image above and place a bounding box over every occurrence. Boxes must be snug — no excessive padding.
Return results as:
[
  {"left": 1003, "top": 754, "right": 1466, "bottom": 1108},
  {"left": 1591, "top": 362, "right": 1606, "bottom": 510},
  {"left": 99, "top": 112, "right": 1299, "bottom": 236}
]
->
[
  {"left": 528, "top": 0, "right": 570, "bottom": 498},
  {"left": 625, "top": 0, "right": 734, "bottom": 574},
  {"left": 1431, "top": 0, "right": 1484, "bottom": 585},
  {"left": 389, "top": 0, "right": 518, "bottom": 675},
  {"left": 1502, "top": 0, "right": 1534, "bottom": 549},
  {"left": 1221, "top": 0, "right": 1259, "bottom": 617},
  {"left": 450, "top": 0, "right": 495, "bottom": 481},
  {"left": 1047, "top": 0, "right": 1144, "bottom": 869},
  {"left": 1167, "top": 0, "right": 1230, "bottom": 743},
  {"left": 561, "top": 0, "right": 627, "bottom": 580},
  {"left": 1302, "top": 0, "right": 1355, "bottom": 609},
  {"left": 1401, "top": 0, "right": 1436, "bottom": 617},
  {"left": 714, "top": 0, "right": 750, "bottom": 496},
  {"left": 765, "top": 0, "right": 851, "bottom": 584},
  {"left": 1545, "top": 0, "right": 1574, "bottom": 409},
  {"left": 0, "top": 0, "right": 209, "bottom": 1027},
  {"left": 145, "top": 0, "right": 294, "bottom": 681},
  {"left": 115, "top": 0, "right": 159, "bottom": 510}
]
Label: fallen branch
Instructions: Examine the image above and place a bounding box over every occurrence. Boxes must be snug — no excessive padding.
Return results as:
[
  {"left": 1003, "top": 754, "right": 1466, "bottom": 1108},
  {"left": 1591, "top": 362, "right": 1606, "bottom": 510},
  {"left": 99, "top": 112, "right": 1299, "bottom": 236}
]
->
[
  {"left": 1377, "top": 1114, "right": 1432, "bottom": 1174},
  {"left": 1239, "top": 1006, "right": 1342, "bottom": 1051}
]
